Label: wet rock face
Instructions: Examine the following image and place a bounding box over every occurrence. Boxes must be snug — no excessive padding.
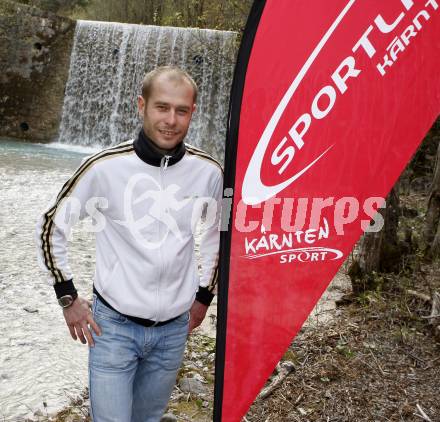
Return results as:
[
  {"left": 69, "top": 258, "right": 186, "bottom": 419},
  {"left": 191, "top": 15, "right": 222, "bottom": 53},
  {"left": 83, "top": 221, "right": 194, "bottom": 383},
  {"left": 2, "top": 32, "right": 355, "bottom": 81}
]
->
[{"left": 0, "top": 0, "right": 75, "bottom": 141}]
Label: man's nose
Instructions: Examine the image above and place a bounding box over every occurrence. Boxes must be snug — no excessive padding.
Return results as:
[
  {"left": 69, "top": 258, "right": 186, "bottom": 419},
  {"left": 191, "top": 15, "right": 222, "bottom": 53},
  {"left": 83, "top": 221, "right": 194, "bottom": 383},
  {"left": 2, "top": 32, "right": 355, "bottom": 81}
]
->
[{"left": 165, "top": 110, "right": 177, "bottom": 126}]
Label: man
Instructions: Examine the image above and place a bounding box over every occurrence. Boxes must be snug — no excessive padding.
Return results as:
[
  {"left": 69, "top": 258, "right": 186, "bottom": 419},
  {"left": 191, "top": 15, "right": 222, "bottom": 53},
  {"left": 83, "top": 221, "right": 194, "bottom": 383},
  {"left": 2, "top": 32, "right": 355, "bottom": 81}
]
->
[{"left": 35, "top": 66, "right": 223, "bottom": 421}]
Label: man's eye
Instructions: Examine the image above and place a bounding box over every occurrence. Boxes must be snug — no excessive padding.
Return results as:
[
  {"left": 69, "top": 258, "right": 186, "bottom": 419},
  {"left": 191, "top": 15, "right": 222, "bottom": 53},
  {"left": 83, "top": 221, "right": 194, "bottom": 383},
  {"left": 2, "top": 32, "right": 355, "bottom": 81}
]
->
[
  {"left": 177, "top": 109, "right": 188, "bottom": 115},
  {"left": 157, "top": 105, "right": 167, "bottom": 111}
]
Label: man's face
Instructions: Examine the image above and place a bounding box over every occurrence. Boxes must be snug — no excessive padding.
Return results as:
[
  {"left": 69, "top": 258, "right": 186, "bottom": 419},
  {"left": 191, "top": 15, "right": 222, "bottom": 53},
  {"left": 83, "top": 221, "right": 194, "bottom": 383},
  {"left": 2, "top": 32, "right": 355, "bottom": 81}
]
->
[{"left": 138, "top": 74, "right": 196, "bottom": 150}]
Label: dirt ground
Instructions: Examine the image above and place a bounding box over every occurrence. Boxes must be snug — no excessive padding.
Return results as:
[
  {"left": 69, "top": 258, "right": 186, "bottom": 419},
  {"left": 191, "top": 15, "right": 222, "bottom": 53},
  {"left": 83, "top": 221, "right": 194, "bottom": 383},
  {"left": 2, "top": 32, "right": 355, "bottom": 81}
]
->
[{"left": 245, "top": 265, "right": 440, "bottom": 422}]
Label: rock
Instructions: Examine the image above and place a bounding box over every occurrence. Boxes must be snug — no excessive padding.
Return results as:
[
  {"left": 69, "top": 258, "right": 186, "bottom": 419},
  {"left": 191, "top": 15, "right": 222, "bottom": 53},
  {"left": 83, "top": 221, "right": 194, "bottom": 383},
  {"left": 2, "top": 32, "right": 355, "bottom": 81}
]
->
[
  {"left": 160, "top": 413, "right": 177, "bottom": 422},
  {"left": 64, "top": 415, "right": 81, "bottom": 422},
  {"left": 0, "top": 1, "right": 75, "bottom": 141},
  {"left": 298, "top": 407, "right": 307, "bottom": 416},
  {"left": 182, "top": 362, "right": 198, "bottom": 371},
  {"left": 23, "top": 306, "right": 38, "bottom": 313},
  {"left": 179, "top": 377, "right": 208, "bottom": 395},
  {"left": 192, "top": 373, "right": 207, "bottom": 384},
  {"left": 280, "top": 360, "right": 295, "bottom": 372}
]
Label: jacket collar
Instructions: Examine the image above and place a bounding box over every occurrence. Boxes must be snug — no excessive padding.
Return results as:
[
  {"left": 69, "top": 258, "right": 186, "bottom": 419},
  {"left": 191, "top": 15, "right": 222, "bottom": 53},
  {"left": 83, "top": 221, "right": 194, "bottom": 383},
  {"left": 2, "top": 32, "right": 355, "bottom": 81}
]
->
[{"left": 133, "top": 129, "right": 186, "bottom": 167}]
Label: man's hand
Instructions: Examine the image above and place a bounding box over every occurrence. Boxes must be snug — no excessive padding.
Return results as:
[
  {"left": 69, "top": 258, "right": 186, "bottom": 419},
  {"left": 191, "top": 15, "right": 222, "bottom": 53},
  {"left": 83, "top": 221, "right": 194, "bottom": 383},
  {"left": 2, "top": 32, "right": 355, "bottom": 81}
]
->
[
  {"left": 63, "top": 296, "right": 101, "bottom": 347},
  {"left": 189, "top": 300, "right": 209, "bottom": 333}
]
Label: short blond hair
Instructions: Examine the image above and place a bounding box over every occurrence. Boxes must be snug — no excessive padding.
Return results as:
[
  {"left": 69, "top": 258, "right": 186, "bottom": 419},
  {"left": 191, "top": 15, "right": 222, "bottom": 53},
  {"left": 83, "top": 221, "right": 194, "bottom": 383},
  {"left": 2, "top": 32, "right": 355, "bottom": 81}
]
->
[{"left": 141, "top": 66, "right": 198, "bottom": 103}]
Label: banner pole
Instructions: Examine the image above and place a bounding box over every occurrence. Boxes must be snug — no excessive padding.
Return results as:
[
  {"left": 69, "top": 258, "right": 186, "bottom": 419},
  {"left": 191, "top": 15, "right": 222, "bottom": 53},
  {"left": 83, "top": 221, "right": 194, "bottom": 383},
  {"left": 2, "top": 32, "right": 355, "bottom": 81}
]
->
[{"left": 213, "top": 2, "right": 267, "bottom": 421}]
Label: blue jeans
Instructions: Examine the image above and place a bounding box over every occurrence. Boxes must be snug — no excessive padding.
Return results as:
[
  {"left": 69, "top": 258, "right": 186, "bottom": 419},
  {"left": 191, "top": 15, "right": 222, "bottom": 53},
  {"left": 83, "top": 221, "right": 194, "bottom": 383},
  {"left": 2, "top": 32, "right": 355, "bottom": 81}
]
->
[{"left": 89, "top": 295, "right": 189, "bottom": 422}]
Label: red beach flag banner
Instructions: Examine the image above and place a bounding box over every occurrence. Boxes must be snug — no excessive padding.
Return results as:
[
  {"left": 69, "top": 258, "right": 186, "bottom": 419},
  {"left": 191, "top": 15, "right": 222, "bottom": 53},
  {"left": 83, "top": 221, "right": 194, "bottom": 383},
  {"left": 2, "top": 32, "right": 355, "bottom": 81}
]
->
[{"left": 215, "top": 0, "right": 440, "bottom": 421}]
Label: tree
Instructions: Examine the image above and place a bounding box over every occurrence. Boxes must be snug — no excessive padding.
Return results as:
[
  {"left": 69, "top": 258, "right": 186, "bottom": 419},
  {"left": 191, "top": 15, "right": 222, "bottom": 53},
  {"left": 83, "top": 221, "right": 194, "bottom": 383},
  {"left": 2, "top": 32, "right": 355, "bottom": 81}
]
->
[
  {"left": 349, "top": 117, "right": 440, "bottom": 293},
  {"left": 348, "top": 187, "right": 402, "bottom": 294},
  {"left": 424, "top": 137, "right": 440, "bottom": 258}
]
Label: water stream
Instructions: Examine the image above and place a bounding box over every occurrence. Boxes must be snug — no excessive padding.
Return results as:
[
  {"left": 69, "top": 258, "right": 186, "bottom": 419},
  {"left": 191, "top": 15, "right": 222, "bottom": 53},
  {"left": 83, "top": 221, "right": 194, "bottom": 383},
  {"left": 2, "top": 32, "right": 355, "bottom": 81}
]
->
[{"left": 0, "top": 140, "right": 96, "bottom": 420}]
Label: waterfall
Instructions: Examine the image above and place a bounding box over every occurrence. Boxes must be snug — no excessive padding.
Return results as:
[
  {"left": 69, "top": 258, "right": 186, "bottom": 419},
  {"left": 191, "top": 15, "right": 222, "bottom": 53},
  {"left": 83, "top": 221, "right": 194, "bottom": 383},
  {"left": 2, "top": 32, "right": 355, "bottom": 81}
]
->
[{"left": 58, "top": 20, "right": 237, "bottom": 160}]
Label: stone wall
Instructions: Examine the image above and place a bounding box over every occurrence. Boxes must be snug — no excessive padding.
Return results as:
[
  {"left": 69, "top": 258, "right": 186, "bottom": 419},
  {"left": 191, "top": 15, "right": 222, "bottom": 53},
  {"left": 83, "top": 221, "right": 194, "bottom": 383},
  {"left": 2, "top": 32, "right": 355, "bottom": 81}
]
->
[{"left": 0, "top": 0, "right": 75, "bottom": 141}]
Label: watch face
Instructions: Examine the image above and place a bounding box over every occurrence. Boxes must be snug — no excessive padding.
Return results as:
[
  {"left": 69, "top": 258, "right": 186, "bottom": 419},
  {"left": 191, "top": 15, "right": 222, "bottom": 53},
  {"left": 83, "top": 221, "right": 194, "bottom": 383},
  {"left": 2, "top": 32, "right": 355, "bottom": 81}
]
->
[{"left": 59, "top": 296, "right": 73, "bottom": 307}]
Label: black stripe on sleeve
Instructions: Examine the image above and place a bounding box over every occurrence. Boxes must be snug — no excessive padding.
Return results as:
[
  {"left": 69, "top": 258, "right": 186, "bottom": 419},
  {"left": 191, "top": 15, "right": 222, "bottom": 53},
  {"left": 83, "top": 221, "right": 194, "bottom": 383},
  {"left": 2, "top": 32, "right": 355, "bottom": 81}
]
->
[{"left": 41, "top": 144, "right": 134, "bottom": 284}]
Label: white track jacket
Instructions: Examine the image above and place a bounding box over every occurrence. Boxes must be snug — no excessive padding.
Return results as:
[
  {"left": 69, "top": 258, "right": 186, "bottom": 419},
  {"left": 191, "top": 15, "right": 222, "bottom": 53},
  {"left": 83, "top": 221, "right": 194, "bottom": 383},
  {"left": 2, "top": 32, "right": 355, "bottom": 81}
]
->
[{"left": 35, "top": 132, "right": 223, "bottom": 321}]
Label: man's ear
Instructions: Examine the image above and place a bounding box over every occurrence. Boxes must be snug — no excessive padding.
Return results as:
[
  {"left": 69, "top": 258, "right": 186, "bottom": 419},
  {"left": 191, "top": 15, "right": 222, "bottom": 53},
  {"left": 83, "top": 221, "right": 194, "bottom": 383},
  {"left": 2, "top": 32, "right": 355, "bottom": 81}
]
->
[
  {"left": 137, "top": 95, "right": 145, "bottom": 118},
  {"left": 192, "top": 103, "right": 196, "bottom": 115}
]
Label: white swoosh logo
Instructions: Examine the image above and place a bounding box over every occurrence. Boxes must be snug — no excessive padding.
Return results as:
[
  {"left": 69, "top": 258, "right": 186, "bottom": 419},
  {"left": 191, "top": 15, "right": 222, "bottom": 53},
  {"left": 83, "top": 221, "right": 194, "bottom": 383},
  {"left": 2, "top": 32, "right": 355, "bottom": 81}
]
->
[
  {"left": 242, "top": 246, "right": 344, "bottom": 261},
  {"left": 241, "top": 0, "right": 356, "bottom": 205}
]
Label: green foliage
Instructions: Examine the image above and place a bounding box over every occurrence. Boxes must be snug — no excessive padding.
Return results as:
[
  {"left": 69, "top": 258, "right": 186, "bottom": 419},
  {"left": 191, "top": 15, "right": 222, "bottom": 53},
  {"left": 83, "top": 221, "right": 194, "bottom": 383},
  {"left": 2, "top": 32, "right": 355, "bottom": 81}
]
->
[
  {"left": 48, "top": 0, "right": 253, "bottom": 32},
  {"left": 282, "top": 349, "right": 297, "bottom": 364},
  {"left": 335, "top": 340, "right": 355, "bottom": 359},
  {"left": 12, "top": 0, "right": 83, "bottom": 13},
  {"left": 355, "top": 288, "right": 384, "bottom": 307}
]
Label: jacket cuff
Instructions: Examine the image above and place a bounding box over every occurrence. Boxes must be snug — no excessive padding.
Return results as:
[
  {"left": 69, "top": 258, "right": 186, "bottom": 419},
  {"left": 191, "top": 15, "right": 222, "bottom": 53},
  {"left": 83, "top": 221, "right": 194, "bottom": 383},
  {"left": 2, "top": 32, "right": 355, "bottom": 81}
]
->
[
  {"left": 196, "top": 286, "right": 215, "bottom": 306},
  {"left": 53, "top": 279, "right": 77, "bottom": 299}
]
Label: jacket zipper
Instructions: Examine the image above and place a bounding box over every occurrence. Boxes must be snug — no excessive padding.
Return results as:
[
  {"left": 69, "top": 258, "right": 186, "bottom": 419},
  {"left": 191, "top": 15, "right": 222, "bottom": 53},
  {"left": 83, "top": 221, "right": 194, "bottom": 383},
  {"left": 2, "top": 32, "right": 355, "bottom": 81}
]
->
[
  {"left": 155, "top": 154, "right": 171, "bottom": 323},
  {"left": 163, "top": 155, "right": 170, "bottom": 170}
]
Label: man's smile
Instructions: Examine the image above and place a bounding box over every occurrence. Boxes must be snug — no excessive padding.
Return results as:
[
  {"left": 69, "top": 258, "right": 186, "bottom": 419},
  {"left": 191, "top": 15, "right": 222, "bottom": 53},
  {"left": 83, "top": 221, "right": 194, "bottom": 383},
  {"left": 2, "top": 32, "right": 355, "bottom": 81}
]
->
[{"left": 159, "top": 129, "right": 178, "bottom": 137}]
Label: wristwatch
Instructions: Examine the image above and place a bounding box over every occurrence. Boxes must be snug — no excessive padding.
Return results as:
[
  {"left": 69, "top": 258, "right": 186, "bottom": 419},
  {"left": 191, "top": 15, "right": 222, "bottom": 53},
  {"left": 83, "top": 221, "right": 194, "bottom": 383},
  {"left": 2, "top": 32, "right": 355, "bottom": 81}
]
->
[{"left": 58, "top": 292, "right": 78, "bottom": 308}]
